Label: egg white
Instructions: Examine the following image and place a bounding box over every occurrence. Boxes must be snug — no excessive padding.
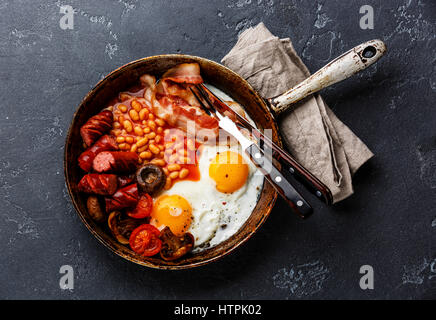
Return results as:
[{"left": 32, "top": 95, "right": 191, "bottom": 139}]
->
[{"left": 159, "top": 142, "right": 264, "bottom": 251}]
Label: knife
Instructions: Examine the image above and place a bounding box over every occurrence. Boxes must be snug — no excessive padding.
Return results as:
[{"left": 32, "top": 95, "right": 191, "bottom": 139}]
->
[
  {"left": 212, "top": 110, "right": 313, "bottom": 218},
  {"left": 200, "top": 84, "right": 333, "bottom": 205}
]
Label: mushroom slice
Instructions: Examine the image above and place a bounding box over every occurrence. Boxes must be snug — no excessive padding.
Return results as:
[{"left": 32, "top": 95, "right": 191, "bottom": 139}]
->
[
  {"left": 136, "top": 164, "right": 166, "bottom": 195},
  {"left": 159, "top": 227, "right": 195, "bottom": 261},
  {"left": 107, "top": 211, "right": 145, "bottom": 245}
]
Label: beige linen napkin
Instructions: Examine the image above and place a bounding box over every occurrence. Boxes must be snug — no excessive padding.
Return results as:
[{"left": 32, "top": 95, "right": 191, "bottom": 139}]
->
[{"left": 222, "top": 23, "right": 373, "bottom": 203}]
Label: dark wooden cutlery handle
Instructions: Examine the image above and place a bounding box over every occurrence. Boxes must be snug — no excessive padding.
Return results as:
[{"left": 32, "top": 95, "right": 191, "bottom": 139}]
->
[{"left": 245, "top": 144, "right": 313, "bottom": 218}]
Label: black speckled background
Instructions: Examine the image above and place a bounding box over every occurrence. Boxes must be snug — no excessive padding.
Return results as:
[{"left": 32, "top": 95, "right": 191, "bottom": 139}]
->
[{"left": 0, "top": 0, "right": 435, "bottom": 300}]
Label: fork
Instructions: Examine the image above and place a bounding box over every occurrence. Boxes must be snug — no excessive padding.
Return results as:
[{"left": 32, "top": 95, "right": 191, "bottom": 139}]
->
[
  {"left": 195, "top": 84, "right": 333, "bottom": 205},
  {"left": 190, "top": 85, "right": 313, "bottom": 218}
]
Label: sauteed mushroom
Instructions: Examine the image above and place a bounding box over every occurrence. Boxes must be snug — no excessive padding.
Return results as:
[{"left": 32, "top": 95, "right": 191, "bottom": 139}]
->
[
  {"left": 107, "top": 211, "right": 145, "bottom": 245},
  {"left": 136, "top": 164, "right": 166, "bottom": 195},
  {"left": 159, "top": 227, "right": 195, "bottom": 261}
]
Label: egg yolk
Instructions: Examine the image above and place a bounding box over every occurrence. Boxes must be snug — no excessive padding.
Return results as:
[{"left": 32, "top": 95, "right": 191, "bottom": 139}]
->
[
  {"left": 209, "top": 151, "right": 249, "bottom": 193},
  {"left": 150, "top": 195, "right": 192, "bottom": 236}
]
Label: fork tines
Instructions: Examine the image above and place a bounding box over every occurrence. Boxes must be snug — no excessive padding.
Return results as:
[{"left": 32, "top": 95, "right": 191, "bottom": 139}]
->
[{"left": 190, "top": 85, "right": 217, "bottom": 118}]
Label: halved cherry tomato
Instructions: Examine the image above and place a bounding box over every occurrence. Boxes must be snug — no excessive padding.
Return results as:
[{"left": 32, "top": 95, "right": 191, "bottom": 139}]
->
[
  {"left": 126, "top": 194, "right": 153, "bottom": 219},
  {"left": 129, "top": 224, "right": 162, "bottom": 257}
]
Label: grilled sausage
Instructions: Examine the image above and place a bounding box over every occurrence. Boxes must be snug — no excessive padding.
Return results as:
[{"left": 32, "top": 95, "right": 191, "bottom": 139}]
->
[
  {"left": 80, "top": 110, "right": 113, "bottom": 147},
  {"left": 93, "top": 151, "right": 138, "bottom": 173},
  {"left": 78, "top": 135, "right": 118, "bottom": 172},
  {"left": 78, "top": 173, "right": 118, "bottom": 196},
  {"left": 105, "top": 183, "right": 138, "bottom": 212},
  {"left": 117, "top": 174, "right": 135, "bottom": 188},
  {"left": 86, "top": 196, "right": 105, "bottom": 223}
]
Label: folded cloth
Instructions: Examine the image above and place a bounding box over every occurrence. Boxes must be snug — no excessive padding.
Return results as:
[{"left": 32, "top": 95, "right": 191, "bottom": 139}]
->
[{"left": 222, "top": 23, "right": 373, "bottom": 203}]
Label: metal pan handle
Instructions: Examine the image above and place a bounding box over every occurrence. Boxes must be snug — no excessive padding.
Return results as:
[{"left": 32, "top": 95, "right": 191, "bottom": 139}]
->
[{"left": 269, "top": 39, "right": 387, "bottom": 115}]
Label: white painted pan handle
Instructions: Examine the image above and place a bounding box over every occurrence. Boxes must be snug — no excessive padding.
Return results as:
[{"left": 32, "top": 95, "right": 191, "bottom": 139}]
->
[{"left": 269, "top": 39, "right": 387, "bottom": 115}]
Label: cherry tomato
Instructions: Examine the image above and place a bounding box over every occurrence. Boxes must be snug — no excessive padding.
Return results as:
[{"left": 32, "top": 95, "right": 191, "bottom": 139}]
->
[
  {"left": 129, "top": 224, "right": 162, "bottom": 257},
  {"left": 126, "top": 194, "right": 153, "bottom": 219}
]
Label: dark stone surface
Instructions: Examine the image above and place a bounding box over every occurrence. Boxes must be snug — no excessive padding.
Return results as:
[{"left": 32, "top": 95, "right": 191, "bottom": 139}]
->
[{"left": 0, "top": 0, "right": 435, "bottom": 299}]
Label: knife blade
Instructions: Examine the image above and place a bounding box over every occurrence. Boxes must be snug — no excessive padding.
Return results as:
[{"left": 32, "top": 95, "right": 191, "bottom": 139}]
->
[{"left": 214, "top": 111, "right": 313, "bottom": 218}]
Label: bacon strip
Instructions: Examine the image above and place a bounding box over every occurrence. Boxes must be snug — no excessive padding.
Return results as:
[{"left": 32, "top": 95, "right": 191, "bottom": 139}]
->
[
  {"left": 161, "top": 63, "right": 203, "bottom": 84},
  {"left": 143, "top": 63, "right": 219, "bottom": 141}
]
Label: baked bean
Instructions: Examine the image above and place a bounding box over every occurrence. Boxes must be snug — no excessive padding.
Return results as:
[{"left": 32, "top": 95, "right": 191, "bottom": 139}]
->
[
  {"left": 155, "top": 118, "right": 165, "bottom": 127},
  {"left": 140, "top": 151, "right": 152, "bottom": 159},
  {"left": 143, "top": 127, "right": 151, "bottom": 134},
  {"left": 134, "top": 126, "right": 144, "bottom": 136},
  {"left": 163, "top": 167, "right": 169, "bottom": 175},
  {"left": 136, "top": 137, "right": 148, "bottom": 147},
  {"left": 150, "top": 159, "right": 166, "bottom": 167},
  {"left": 179, "top": 168, "right": 189, "bottom": 179},
  {"left": 167, "top": 164, "right": 181, "bottom": 172},
  {"left": 148, "top": 120, "right": 156, "bottom": 130},
  {"left": 149, "top": 144, "right": 160, "bottom": 155},
  {"left": 148, "top": 113, "right": 155, "bottom": 120},
  {"left": 119, "top": 115, "right": 125, "bottom": 124},
  {"left": 158, "top": 151, "right": 165, "bottom": 158},
  {"left": 147, "top": 132, "right": 156, "bottom": 140},
  {"left": 118, "top": 104, "right": 128, "bottom": 113},
  {"left": 130, "top": 144, "right": 138, "bottom": 153},
  {"left": 157, "top": 127, "right": 163, "bottom": 134},
  {"left": 155, "top": 135, "right": 162, "bottom": 144},
  {"left": 113, "top": 121, "right": 121, "bottom": 129},
  {"left": 139, "top": 108, "right": 149, "bottom": 121},
  {"left": 164, "top": 177, "right": 172, "bottom": 190},
  {"left": 113, "top": 129, "right": 121, "bottom": 136},
  {"left": 129, "top": 109, "right": 139, "bottom": 121},
  {"left": 169, "top": 171, "right": 179, "bottom": 179},
  {"left": 118, "top": 143, "right": 127, "bottom": 150},
  {"left": 123, "top": 120, "right": 133, "bottom": 133},
  {"left": 131, "top": 100, "right": 142, "bottom": 112},
  {"left": 158, "top": 144, "right": 165, "bottom": 151},
  {"left": 137, "top": 145, "right": 148, "bottom": 153},
  {"left": 116, "top": 136, "right": 125, "bottom": 143},
  {"left": 125, "top": 136, "right": 134, "bottom": 144}
]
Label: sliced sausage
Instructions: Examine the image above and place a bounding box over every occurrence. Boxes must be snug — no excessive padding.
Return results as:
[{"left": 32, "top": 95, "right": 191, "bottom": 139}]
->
[
  {"left": 93, "top": 151, "right": 138, "bottom": 173},
  {"left": 78, "top": 135, "right": 118, "bottom": 172}
]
